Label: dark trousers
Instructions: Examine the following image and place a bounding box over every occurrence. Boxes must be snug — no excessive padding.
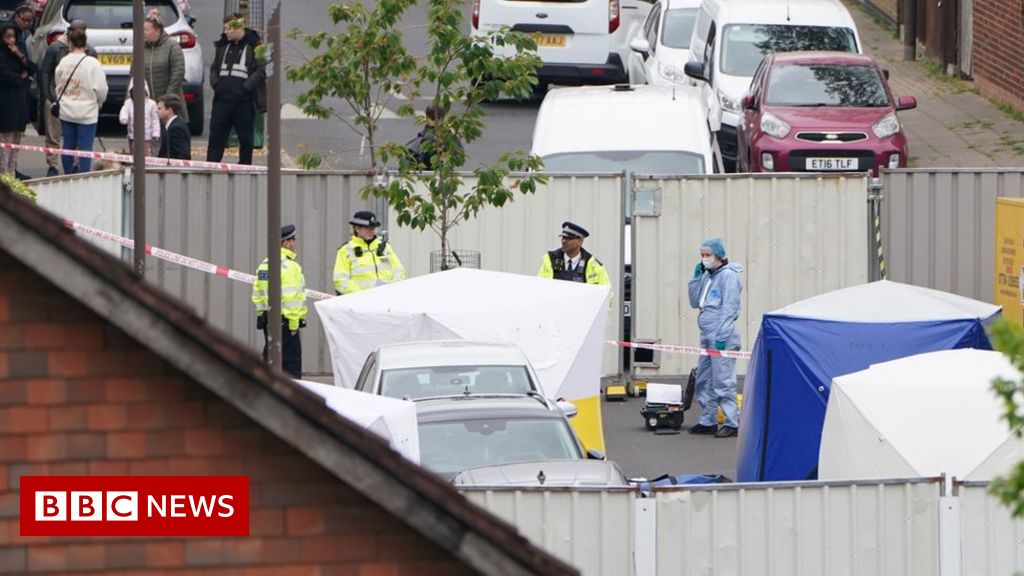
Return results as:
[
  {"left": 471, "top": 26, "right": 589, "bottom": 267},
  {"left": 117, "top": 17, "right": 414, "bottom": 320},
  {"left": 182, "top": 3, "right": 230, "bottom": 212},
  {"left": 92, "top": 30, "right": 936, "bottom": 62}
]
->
[
  {"left": 207, "top": 98, "right": 255, "bottom": 165},
  {"left": 262, "top": 324, "right": 302, "bottom": 378}
]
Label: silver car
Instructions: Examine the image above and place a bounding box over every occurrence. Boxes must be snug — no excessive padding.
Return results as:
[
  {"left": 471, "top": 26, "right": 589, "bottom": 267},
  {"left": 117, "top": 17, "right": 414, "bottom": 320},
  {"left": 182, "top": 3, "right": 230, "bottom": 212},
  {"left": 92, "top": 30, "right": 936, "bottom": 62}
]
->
[
  {"left": 30, "top": 0, "right": 204, "bottom": 134},
  {"left": 452, "top": 460, "right": 629, "bottom": 488},
  {"left": 416, "top": 395, "right": 605, "bottom": 480}
]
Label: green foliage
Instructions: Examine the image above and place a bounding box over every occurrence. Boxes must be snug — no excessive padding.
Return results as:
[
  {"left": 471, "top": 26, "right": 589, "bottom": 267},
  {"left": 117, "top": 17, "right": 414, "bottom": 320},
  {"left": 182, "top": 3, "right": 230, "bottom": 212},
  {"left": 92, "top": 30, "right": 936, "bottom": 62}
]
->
[
  {"left": 367, "top": 0, "right": 546, "bottom": 265},
  {"left": 286, "top": 0, "right": 419, "bottom": 167},
  {"left": 990, "top": 318, "right": 1024, "bottom": 516},
  {"left": 296, "top": 150, "right": 323, "bottom": 170},
  {"left": 0, "top": 173, "right": 36, "bottom": 201}
]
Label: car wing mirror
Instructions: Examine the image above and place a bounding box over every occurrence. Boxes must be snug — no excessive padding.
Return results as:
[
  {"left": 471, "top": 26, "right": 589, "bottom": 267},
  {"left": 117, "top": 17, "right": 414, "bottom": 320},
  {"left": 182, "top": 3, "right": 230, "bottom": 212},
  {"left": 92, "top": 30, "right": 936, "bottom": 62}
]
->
[
  {"left": 896, "top": 95, "right": 917, "bottom": 111},
  {"left": 556, "top": 400, "right": 578, "bottom": 418},
  {"left": 684, "top": 61, "right": 707, "bottom": 83},
  {"left": 586, "top": 449, "right": 606, "bottom": 460},
  {"left": 629, "top": 37, "right": 651, "bottom": 55},
  {"left": 881, "top": 68, "right": 890, "bottom": 80},
  {"left": 742, "top": 94, "right": 756, "bottom": 110}
]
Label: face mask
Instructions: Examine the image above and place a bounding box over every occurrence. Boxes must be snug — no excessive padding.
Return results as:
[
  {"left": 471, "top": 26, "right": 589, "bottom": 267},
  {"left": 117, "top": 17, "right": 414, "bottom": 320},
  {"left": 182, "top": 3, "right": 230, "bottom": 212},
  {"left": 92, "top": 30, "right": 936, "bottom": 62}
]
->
[{"left": 701, "top": 256, "right": 716, "bottom": 269}]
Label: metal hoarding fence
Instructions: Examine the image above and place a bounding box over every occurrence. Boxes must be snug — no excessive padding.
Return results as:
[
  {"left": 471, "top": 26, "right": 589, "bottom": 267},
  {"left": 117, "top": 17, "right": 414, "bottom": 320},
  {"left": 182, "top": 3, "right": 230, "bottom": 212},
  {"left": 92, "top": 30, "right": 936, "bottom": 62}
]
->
[{"left": 630, "top": 173, "right": 871, "bottom": 379}]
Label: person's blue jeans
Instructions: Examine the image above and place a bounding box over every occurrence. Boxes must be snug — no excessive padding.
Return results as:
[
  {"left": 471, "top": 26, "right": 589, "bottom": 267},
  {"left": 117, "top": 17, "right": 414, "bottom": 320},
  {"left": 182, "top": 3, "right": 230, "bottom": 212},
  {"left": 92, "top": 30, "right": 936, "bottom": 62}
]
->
[{"left": 61, "top": 121, "right": 98, "bottom": 174}]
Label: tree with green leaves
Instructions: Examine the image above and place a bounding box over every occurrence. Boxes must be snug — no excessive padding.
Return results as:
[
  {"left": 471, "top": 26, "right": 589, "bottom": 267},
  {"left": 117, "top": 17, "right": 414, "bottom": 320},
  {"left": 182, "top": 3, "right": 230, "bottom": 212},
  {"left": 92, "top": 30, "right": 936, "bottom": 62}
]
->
[
  {"left": 286, "top": 0, "right": 418, "bottom": 169},
  {"left": 289, "top": 0, "right": 546, "bottom": 268},
  {"left": 990, "top": 318, "right": 1024, "bottom": 516}
]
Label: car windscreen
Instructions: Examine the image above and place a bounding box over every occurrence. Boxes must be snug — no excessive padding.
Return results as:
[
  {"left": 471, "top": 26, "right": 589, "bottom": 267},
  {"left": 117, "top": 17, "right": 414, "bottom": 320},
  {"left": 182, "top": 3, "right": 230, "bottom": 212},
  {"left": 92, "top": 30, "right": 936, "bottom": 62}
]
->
[
  {"left": 662, "top": 8, "right": 698, "bottom": 49},
  {"left": 419, "top": 418, "right": 581, "bottom": 477},
  {"left": 766, "top": 64, "right": 889, "bottom": 107},
  {"left": 66, "top": 0, "right": 178, "bottom": 29},
  {"left": 720, "top": 24, "right": 858, "bottom": 77},
  {"left": 542, "top": 150, "right": 705, "bottom": 174},
  {"left": 381, "top": 365, "right": 534, "bottom": 399}
]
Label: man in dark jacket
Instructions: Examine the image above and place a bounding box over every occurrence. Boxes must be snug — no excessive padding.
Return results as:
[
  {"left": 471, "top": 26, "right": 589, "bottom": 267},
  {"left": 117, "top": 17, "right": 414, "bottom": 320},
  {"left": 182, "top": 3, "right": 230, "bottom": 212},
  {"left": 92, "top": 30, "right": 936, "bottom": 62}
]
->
[
  {"left": 39, "top": 20, "right": 95, "bottom": 177},
  {"left": 206, "top": 12, "right": 265, "bottom": 165},
  {"left": 156, "top": 94, "right": 191, "bottom": 160}
]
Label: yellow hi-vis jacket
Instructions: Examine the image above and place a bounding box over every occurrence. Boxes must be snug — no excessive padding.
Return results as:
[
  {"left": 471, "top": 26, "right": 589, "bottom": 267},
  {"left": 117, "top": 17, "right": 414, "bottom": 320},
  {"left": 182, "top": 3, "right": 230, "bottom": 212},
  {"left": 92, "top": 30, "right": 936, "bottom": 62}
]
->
[
  {"left": 252, "top": 247, "right": 308, "bottom": 332},
  {"left": 537, "top": 248, "right": 610, "bottom": 286},
  {"left": 333, "top": 235, "right": 406, "bottom": 295}
]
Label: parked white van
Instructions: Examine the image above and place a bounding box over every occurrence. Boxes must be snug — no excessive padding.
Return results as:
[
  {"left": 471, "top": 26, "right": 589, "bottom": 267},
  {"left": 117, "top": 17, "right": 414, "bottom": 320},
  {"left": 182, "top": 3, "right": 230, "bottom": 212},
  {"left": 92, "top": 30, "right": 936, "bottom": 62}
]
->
[
  {"left": 471, "top": 0, "right": 650, "bottom": 89},
  {"left": 532, "top": 84, "right": 719, "bottom": 174},
  {"left": 683, "top": 0, "right": 862, "bottom": 171}
]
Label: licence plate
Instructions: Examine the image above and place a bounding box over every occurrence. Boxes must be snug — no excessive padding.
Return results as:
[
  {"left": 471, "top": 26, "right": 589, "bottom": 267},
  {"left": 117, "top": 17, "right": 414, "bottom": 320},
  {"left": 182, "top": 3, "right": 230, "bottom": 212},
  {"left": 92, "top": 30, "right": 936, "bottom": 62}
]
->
[
  {"left": 808, "top": 157, "right": 858, "bottom": 171},
  {"left": 99, "top": 54, "right": 132, "bottom": 66},
  {"left": 533, "top": 33, "right": 567, "bottom": 48}
]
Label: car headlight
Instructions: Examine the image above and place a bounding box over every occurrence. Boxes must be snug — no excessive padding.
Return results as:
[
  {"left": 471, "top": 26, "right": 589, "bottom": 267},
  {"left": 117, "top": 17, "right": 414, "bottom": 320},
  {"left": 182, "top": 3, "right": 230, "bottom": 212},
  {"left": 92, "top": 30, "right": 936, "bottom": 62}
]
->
[
  {"left": 658, "top": 63, "right": 686, "bottom": 84},
  {"left": 719, "top": 92, "right": 742, "bottom": 114},
  {"left": 872, "top": 112, "right": 900, "bottom": 139},
  {"left": 760, "top": 112, "right": 791, "bottom": 139}
]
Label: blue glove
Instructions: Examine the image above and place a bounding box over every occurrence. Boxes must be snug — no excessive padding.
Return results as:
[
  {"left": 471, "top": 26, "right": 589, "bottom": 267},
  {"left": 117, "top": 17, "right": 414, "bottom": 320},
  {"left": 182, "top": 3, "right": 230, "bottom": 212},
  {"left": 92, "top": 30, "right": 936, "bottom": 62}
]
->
[
  {"left": 693, "top": 262, "right": 704, "bottom": 278},
  {"left": 714, "top": 340, "right": 726, "bottom": 350}
]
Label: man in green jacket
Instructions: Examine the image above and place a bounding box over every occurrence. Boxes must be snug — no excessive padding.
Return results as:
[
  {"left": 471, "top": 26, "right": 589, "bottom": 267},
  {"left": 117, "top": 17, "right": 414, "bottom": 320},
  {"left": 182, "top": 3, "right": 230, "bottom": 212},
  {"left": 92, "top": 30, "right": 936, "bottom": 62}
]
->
[{"left": 143, "top": 15, "right": 187, "bottom": 124}]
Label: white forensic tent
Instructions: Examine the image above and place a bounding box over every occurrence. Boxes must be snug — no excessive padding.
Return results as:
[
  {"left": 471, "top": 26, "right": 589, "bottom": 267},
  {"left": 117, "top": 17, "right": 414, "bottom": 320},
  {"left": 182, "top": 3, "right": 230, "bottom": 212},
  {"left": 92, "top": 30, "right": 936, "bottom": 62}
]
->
[
  {"left": 314, "top": 268, "right": 611, "bottom": 450},
  {"left": 297, "top": 380, "right": 420, "bottom": 463},
  {"left": 819, "top": 349, "right": 1024, "bottom": 481}
]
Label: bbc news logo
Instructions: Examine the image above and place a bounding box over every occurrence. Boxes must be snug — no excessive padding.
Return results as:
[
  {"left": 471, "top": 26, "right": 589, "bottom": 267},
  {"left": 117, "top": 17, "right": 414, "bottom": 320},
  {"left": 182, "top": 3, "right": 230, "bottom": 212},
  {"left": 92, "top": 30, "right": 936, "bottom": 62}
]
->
[{"left": 21, "top": 476, "right": 249, "bottom": 536}]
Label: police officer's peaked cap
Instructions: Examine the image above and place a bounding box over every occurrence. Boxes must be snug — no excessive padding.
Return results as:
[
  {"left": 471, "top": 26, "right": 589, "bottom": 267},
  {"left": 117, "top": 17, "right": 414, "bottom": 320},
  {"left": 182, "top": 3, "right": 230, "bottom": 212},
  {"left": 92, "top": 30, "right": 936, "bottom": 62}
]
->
[
  {"left": 559, "top": 221, "right": 589, "bottom": 239},
  {"left": 281, "top": 224, "right": 297, "bottom": 240},
  {"left": 349, "top": 211, "right": 381, "bottom": 227}
]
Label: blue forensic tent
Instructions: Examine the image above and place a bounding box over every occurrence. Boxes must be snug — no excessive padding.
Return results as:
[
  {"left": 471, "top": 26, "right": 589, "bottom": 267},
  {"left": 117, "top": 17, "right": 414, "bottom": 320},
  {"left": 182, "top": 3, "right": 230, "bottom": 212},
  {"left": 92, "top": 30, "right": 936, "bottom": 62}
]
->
[{"left": 736, "top": 280, "right": 1001, "bottom": 482}]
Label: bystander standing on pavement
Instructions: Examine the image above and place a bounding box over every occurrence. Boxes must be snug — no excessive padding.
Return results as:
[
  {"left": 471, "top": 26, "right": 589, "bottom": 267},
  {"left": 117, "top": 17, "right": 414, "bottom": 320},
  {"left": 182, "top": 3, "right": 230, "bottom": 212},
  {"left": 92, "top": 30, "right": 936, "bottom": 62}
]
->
[
  {"left": 39, "top": 20, "right": 94, "bottom": 177},
  {"left": 156, "top": 94, "right": 190, "bottom": 159},
  {"left": 0, "top": 22, "right": 33, "bottom": 175},
  {"left": 119, "top": 77, "right": 160, "bottom": 156},
  {"left": 207, "top": 12, "right": 265, "bottom": 165},
  {"left": 538, "top": 221, "right": 610, "bottom": 286},
  {"left": 333, "top": 211, "right": 406, "bottom": 295},
  {"left": 54, "top": 27, "right": 106, "bottom": 174},
  {"left": 687, "top": 238, "right": 743, "bottom": 438},
  {"left": 252, "top": 224, "right": 307, "bottom": 378},
  {"left": 143, "top": 14, "right": 187, "bottom": 126}
]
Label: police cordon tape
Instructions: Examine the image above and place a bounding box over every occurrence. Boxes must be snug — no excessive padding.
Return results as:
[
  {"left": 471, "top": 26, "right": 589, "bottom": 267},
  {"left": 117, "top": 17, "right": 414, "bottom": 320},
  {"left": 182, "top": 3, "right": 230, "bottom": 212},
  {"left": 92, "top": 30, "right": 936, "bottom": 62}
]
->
[
  {"left": 64, "top": 220, "right": 748, "bottom": 352},
  {"left": 62, "top": 219, "right": 334, "bottom": 301},
  {"left": 0, "top": 142, "right": 267, "bottom": 173},
  {"left": 606, "top": 340, "right": 753, "bottom": 360}
]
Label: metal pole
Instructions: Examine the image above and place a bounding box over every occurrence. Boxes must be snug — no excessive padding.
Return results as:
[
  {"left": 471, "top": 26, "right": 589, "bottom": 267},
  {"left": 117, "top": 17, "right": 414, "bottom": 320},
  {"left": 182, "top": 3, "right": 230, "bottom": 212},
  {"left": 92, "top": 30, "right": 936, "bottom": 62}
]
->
[
  {"left": 903, "top": 0, "right": 917, "bottom": 61},
  {"left": 266, "top": 5, "right": 282, "bottom": 369},
  {"left": 131, "top": 0, "right": 145, "bottom": 276}
]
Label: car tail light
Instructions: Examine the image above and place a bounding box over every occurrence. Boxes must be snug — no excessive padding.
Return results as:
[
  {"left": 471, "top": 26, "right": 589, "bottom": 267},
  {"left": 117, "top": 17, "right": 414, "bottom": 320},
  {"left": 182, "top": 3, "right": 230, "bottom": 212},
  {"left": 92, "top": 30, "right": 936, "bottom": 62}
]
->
[
  {"left": 609, "top": 0, "right": 620, "bottom": 33},
  {"left": 183, "top": 92, "right": 196, "bottom": 102},
  {"left": 471, "top": 0, "right": 479, "bottom": 29},
  {"left": 171, "top": 31, "right": 196, "bottom": 49},
  {"left": 46, "top": 30, "right": 62, "bottom": 45}
]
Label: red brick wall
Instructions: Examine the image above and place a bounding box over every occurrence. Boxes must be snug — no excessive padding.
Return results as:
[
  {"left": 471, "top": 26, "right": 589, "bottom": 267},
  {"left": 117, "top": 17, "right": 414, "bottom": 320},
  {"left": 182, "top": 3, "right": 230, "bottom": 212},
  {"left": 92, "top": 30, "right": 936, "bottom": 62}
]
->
[
  {"left": 0, "top": 251, "right": 474, "bottom": 575},
  {"left": 973, "top": 0, "right": 1024, "bottom": 112}
]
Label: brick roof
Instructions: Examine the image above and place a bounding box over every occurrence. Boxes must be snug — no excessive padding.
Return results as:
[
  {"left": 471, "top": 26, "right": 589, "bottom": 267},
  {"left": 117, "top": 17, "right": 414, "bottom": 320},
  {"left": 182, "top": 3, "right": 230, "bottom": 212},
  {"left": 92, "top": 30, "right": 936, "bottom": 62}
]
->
[{"left": 0, "top": 186, "right": 578, "bottom": 576}]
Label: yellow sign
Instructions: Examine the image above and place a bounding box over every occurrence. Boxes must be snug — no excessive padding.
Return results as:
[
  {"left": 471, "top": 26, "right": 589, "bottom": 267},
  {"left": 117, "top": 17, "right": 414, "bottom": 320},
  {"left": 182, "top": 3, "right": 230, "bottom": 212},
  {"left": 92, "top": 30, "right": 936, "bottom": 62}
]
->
[
  {"left": 995, "top": 197, "right": 1024, "bottom": 326},
  {"left": 532, "top": 33, "right": 567, "bottom": 48}
]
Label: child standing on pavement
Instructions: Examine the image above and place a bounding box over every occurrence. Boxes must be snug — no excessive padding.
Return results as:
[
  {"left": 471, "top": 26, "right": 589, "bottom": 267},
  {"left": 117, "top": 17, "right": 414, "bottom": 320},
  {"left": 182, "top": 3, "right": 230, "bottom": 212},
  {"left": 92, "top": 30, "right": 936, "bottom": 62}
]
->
[{"left": 119, "top": 77, "right": 160, "bottom": 156}]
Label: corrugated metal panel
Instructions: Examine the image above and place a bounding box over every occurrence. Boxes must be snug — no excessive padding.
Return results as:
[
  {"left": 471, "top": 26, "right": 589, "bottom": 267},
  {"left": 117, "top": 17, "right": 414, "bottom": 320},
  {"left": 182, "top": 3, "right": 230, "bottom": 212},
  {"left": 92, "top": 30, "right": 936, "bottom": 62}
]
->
[
  {"left": 882, "top": 169, "right": 1024, "bottom": 303},
  {"left": 144, "top": 170, "right": 375, "bottom": 374},
  {"left": 386, "top": 174, "right": 625, "bottom": 375},
  {"left": 632, "top": 174, "right": 870, "bottom": 377},
  {"left": 959, "top": 481, "right": 1024, "bottom": 575},
  {"left": 461, "top": 488, "right": 635, "bottom": 576},
  {"left": 655, "top": 479, "right": 941, "bottom": 576},
  {"left": 32, "top": 170, "right": 125, "bottom": 256}
]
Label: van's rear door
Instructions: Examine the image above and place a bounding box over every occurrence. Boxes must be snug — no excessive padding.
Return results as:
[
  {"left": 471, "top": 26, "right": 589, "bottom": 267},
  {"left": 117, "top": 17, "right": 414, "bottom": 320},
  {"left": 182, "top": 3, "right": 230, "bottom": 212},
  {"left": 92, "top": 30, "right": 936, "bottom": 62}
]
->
[{"left": 478, "top": 0, "right": 611, "bottom": 65}]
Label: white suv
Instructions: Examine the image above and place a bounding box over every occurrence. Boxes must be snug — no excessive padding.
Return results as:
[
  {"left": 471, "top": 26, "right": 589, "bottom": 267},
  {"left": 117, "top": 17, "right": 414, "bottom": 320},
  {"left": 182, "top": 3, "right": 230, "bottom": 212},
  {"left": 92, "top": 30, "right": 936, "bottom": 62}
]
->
[{"left": 30, "top": 0, "right": 204, "bottom": 135}]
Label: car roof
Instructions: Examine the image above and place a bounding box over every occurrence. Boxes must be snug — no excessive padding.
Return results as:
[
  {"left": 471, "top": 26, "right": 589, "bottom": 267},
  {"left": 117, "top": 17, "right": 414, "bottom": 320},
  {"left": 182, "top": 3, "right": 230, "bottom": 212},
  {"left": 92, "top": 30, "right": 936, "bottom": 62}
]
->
[
  {"left": 376, "top": 340, "right": 529, "bottom": 370},
  {"left": 711, "top": 0, "right": 856, "bottom": 28},
  {"left": 769, "top": 51, "right": 878, "bottom": 66},
  {"left": 415, "top": 396, "right": 564, "bottom": 423},
  {"left": 532, "top": 85, "right": 711, "bottom": 157},
  {"left": 665, "top": 0, "right": 703, "bottom": 9}
]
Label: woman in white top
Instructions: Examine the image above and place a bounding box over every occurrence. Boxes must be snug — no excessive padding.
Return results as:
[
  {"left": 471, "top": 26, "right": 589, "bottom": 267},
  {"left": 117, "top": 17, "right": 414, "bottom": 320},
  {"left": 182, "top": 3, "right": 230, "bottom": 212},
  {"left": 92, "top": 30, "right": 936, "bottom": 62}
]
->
[{"left": 53, "top": 28, "right": 107, "bottom": 174}]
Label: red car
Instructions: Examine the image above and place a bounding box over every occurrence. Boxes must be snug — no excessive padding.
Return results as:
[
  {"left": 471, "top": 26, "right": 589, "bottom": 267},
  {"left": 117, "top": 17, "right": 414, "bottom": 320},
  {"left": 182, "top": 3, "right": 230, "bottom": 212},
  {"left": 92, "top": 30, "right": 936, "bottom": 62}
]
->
[{"left": 736, "top": 52, "right": 917, "bottom": 175}]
